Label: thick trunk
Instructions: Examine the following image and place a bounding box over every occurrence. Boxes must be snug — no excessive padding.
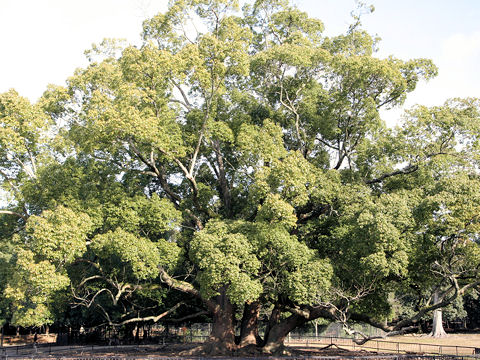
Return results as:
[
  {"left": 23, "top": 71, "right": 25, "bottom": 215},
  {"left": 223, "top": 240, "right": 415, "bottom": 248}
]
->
[
  {"left": 429, "top": 291, "right": 447, "bottom": 338},
  {"left": 238, "top": 301, "right": 261, "bottom": 347},
  {"left": 159, "top": 268, "right": 237, "bottom": 354},
  {"left": 430, "top": 309, "right": 447, "bottom": 337},
  {"left": 206, "top": 289, "right": 236, "bottom": 354},
  {"left": 262, "top": 305, "right": 281, "bottom": 346},
  {"left": 262, "top": 313, "right": 306, "bottom": 354}
]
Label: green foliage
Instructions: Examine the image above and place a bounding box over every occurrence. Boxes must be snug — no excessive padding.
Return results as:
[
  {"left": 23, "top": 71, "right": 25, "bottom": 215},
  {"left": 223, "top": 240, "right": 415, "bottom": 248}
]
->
[
  {"left": 26, "top": 206, "right": 92, "bottom": 265},
  {"left": 4, "top": 249, "right": 70, "bottom": 327},
  {"left": 91, "top": 229, "right": 160, "bottom": 281},
  {"left": 190, "top": 220, "right": 262, "bottom": 305}
]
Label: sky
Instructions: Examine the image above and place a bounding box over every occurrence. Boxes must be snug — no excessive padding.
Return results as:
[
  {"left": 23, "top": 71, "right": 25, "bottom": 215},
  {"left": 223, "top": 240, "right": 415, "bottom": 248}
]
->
[{"left": 0, "top": 0, "right": 479, "bottom": 124}]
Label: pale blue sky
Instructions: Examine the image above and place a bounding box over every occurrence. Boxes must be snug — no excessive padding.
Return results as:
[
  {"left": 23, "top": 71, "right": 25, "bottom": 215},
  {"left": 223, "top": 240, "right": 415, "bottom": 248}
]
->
[
  {"left": 0, "top": 0, "right": 479, "bottom": 119},
  {"left": 296, "top": 0, "right": 480, "bottom": 118}
]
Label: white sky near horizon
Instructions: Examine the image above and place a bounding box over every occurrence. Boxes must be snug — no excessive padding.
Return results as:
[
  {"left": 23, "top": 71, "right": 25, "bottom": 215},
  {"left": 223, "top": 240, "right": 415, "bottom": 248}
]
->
[{"left": 0, "top": 0, "right": 479, "bottom": 122}]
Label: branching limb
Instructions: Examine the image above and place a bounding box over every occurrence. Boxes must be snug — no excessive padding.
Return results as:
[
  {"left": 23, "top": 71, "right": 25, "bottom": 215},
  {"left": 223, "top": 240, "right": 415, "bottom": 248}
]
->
[
  {"left": 365, "top": 151, "right": 452, "bottom": 185},
  {"left": 108, "top": 301, "right": 185, "bottom": 327},
  {"left": 158, "top": 266, "right": 215, "bottom": 312},
  {"left": 170, "top": 80, "right": 193, "bottom": 110}
]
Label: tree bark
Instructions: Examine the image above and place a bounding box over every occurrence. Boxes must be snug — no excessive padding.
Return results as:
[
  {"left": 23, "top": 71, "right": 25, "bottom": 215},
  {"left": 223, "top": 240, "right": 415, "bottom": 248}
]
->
[
  {"left": 205, "top": 288, "right": 236, "bottom": 354},
  {"left": 238, "top": 301, "right": 261, "bottom": 347},
  {"left": 262, "top": 305, "right": 281, "bottom": 347},
  {"left": 262, "top": 313, "right": 306, "bottom": 354},
  {"left": 430, "top": 291, "right": 447, "bottom": 338}
]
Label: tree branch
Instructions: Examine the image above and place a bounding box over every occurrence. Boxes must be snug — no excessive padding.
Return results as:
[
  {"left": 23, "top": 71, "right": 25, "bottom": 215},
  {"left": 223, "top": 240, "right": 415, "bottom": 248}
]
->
[
  {"left": 166, "top": 310, "right": 209, "bottom": 323},
  {"left": 158, "top": 266, "right": 215, "bottom": 312},
  {"left": 0, "top": 210, "right": 27, "bottom": 221},
  {"left": 109, "top": 301, "right": 185, "bottom": 327},
  {"left": 365, "top": 164, "right": 418, "bottom": 185}
]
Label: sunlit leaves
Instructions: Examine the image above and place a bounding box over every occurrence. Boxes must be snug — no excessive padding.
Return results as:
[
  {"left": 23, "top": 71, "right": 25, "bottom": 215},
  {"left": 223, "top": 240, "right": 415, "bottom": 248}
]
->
[
  {"left": 26, "top": 206, "right": 92, "bottom": 265},
  {"left": 91, "top": 229, "right": 160, "bottom": 281},
  {"left": 0, "top": 90, "right": 49, "bottom": 181},
  {"left": 190, "top": 220, "right": 262, "bottom": 304},
  {"left": 4, "top": 249, "right": 70, "bottom": 327}
]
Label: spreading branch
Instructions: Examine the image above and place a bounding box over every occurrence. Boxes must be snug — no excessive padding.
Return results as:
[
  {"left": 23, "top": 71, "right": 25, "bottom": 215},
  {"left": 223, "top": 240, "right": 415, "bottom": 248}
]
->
[
  {"left": 158, "top": 266, "right": 215, "bottom": 312},
  {"left": 108, "top": 301, "right": 185, "bottom": 327}
]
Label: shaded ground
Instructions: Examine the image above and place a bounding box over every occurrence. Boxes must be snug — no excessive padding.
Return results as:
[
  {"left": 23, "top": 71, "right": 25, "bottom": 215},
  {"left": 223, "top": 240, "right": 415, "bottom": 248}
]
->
[
  {"left": 4, "top": 334, "right": 480, "bottom": 359},
  {"left": 0, "top": 343, "right": 438, "bottom": 359},
  {"left": 1, "top": 333, "right": 56, "bottom": 346}
]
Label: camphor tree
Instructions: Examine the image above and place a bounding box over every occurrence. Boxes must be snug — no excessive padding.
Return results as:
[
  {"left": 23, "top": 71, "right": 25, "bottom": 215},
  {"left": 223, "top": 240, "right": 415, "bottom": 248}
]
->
[{"left": 1, "top": 0, "right": 480, "bottom": 354}]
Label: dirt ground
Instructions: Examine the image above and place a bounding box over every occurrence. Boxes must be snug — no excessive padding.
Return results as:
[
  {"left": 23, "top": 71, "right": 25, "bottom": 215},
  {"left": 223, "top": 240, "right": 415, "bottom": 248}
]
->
[
  {"left": 385, "top": 333, "right": 480, "bottom": 347},
  {"left": 4, "top": 343, "right": 400, "bottom": 359},
  {"left": 4, "top": 334, "right": 480, "bottom": 359}
]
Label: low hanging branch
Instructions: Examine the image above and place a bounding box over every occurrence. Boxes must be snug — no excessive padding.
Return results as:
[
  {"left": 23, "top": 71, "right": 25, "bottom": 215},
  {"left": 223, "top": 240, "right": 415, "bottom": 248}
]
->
[
  {"left": 158, "top": 266, "right": 216, "bottom": 313},
  {"left": 107, "top": 301, "right": 185, "bottom": 327},
  {"left": 346, "top": 277, "right": 480, "bottom": 345},
  {"left": 166, "top": 310, "right": 209, "bottom": 323}
]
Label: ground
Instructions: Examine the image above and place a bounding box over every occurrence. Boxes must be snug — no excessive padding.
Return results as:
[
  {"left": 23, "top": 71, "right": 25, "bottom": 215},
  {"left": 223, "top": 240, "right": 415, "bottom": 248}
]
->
[
  {"left": 386, "top": 333, "right": 480, "bottom": 347},
  {"left": 2, "top": 334, "right": 480, "bottom": 358},
  {"left": 0, "top": 343, "right": 399, "bottom": 359}
]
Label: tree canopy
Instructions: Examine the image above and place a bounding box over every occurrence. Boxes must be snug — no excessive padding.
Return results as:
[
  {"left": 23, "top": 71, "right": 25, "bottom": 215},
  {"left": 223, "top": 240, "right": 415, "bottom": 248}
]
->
[{"left": 1, "top": 0, "right": 480, "bottom": 354}]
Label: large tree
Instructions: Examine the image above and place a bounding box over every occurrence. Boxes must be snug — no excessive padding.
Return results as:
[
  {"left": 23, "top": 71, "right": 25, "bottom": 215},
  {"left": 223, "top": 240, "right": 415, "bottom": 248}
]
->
[{"left": 1, "top": 0, "right": 480, "bottom": 355}]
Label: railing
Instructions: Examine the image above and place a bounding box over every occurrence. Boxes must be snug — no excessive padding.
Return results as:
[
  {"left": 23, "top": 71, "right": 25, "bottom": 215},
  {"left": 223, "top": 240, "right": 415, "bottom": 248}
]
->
[{"left": 286, "top": 335, "right": 480, "bottom": 357}]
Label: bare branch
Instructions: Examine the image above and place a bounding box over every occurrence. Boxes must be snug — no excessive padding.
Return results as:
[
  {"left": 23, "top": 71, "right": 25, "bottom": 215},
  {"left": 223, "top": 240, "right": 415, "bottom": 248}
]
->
[
  {"left": 366, "top": 164, "right": 419, "bottom": 185},
  {"left": 0, "top": 210, "right": 27, "bottom": 221},
  {"left": 166, "top": 310, "right": 209, "bottom": 323},
  {"left": 109, "top": 301, "right": 185, "bottom": 327},
  {"left": 170, "top": 80, "right": 193, "bottom": 110}
]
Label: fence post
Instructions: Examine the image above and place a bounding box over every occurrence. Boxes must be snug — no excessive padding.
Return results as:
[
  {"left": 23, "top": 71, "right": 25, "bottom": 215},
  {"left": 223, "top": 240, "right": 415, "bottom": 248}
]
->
[{"left": 396, "top": 342, "right": 399, "bottom": 354}]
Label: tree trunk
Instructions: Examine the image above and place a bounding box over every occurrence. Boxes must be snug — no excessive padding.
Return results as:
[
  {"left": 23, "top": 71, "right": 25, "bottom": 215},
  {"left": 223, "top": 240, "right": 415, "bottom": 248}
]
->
[
  {"left": 205, "top": 289, "right": 236, "bottom": 354},
  {"left": 430, "top": 291, "right": 447, "bottom": 338},
  {"left": 262, "top": 313, "right": 306, "bottom": 354},
  {"left": 238, "top": 301, "right": 261, "bottom": 347},
  {"left": 262, "top": 305, "right": 281, "bottom": 347}
]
